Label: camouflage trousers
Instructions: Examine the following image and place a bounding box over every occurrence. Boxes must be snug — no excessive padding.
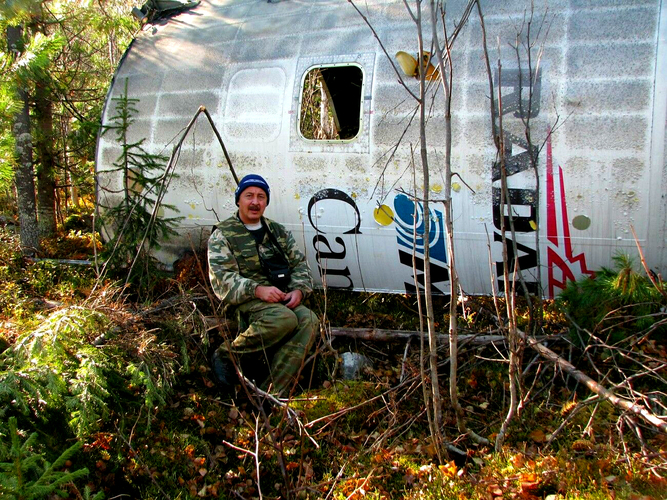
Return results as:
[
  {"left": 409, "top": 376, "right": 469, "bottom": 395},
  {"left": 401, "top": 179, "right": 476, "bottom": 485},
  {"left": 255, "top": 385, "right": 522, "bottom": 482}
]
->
[{"left": 217, "top": 299, "right": 318, "bottom": 396}]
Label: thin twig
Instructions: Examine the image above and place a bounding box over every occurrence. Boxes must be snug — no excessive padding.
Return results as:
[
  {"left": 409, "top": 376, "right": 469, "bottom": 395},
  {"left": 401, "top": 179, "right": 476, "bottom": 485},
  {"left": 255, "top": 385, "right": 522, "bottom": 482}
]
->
[
  {"left": 631, "top": 225, "right": 667, "bottom": 301},
  {"left": 348, "top": 1, "right": 420, "bottom": 102}
]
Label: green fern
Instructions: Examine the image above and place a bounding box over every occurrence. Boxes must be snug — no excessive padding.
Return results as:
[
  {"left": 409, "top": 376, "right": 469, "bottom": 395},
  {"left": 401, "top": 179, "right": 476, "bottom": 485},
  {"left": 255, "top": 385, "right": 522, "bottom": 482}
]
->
[
  {"left": 126, "top": 358, "right": 171, "bottom": 432},
  {"left": 67, "top": 354, "right": 112, "bottom": 437},
  {"left": 1, "top": 303, "right": 188, "bottom": 440},
  {"left": 83, "top": 485, "right": 106, "bottom": 500}
]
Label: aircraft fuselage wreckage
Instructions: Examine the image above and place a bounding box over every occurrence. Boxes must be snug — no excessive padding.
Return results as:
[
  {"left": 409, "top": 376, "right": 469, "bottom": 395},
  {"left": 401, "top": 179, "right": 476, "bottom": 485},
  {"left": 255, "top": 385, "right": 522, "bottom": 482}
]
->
[{"left": 96, "top": 0, "right": 667, "bottom": 297}]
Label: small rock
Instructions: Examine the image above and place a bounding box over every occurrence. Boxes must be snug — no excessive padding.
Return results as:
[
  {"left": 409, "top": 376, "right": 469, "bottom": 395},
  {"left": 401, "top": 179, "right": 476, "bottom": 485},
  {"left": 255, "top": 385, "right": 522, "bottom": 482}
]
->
[{"left": 340, "top": 352, "right": 372, "bottom": 380}]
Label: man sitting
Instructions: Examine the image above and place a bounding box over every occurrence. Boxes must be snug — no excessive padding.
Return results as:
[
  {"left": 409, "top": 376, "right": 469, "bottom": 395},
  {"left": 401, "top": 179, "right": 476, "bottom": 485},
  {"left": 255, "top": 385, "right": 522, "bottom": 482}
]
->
[{"left": 207, "top": 174, "right": 318, "bottom": 397}]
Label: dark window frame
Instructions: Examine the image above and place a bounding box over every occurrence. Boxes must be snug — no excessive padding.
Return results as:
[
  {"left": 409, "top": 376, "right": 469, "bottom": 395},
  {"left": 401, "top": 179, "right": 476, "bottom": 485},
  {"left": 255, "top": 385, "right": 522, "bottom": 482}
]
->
[{"left": 297, "top": 63, "right": 365, "bottom": 143}]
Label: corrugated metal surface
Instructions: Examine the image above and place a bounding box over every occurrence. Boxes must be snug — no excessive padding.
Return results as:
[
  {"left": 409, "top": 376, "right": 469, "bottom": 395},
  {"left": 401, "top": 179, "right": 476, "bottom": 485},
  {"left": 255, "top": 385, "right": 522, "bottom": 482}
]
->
[{"left": 96, "top": 0, "right": 667, "bottom": 296}]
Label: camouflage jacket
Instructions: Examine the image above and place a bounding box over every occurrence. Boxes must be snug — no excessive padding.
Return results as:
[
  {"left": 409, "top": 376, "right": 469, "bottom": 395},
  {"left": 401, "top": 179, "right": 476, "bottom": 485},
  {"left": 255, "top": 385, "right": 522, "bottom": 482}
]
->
[{"left": 208, "top": 213, "right": 313, "bottom": 307}]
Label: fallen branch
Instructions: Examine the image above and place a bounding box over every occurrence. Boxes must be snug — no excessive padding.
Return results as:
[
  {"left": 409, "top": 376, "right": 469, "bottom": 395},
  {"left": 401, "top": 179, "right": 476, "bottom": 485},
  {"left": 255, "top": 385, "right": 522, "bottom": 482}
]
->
[
  {"left": 28, "top": 258, "right": 93, "bottom": 266},
  {"left": 522, "top": 329, "right": 667, "bottom": 433},
  {"left": 329, "top": 327, "right": 507, "bottom": 345},
  {"left": 205, "top": 316, "right": 555, "bottom": 346},
  {"left": 237, "top": 374, "right": 320, "bottom": 450}
]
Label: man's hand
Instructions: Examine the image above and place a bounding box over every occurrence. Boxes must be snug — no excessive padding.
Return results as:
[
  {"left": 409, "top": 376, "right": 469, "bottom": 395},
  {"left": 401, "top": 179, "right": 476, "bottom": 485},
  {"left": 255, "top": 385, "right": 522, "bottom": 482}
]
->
[
  {"left": 282, "top": 289, "right": 303, "bottom": 309},
  {"left": 255, "top": 285, "right": 286, "bottom": 303}
]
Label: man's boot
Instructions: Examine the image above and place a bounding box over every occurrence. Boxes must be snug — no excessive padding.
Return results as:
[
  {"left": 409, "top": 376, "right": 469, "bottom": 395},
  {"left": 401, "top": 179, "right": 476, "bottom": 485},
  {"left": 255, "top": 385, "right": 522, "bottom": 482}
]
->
[{"left": 210, "top": 350, "right": 236, "bottom": 390}]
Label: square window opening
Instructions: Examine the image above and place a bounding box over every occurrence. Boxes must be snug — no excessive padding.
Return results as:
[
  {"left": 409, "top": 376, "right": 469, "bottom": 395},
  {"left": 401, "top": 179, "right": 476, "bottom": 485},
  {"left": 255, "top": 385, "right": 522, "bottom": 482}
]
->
[{"left": 299, "top": 65, "right": 363, "bottom": 141}]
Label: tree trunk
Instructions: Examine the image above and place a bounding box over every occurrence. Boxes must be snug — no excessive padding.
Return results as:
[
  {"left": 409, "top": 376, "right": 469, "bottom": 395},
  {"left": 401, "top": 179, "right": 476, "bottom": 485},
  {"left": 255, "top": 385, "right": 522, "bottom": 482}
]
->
[
  {"left": 35, "top": 80, "right": 58, "bottom": 237},
  {"left": 7, "top": 25, "right": 39, "bottom": 255},
  {"left": 414, "top": 1, "right": 446, "bottom": 463},
  {"left": 429, "top": 0, "right": 464, "bottom": 436},
  {"left": 430, "top": 0, "right": 487, "bottom": 446}
]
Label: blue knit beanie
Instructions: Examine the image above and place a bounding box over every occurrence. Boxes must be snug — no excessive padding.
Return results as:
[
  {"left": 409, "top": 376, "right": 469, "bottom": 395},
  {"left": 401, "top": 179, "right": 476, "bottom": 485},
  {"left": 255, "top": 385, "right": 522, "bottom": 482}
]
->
[{"left": 235, "top": 174, "right": 270, "bottom": 206}]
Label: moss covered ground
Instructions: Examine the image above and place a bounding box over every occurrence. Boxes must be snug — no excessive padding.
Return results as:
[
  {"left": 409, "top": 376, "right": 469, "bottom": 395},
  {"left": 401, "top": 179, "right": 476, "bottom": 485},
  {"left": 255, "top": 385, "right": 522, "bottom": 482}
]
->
[{"left": 1, "top": 227, "right": 666, "bottom": 499}]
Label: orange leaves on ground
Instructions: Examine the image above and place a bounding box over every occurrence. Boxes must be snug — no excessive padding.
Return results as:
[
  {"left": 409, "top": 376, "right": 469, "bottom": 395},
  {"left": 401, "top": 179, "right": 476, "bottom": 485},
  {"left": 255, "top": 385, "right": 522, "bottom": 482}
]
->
[
  {"left": 192, "top": 413, "right": 206, "bottom": 428},
  {"left": 510, "top": 452, "right": 536, "bottom": 470},
  {"left": 404, "top": 461, "right": 462, "bottom": 487},
  {"left": 341, "top": 444, "right": 357, "bottom": 454},
  {"left": 468, "top": 372, "right": 479, "bottom": 389},
  {"left": 477, "top": 453, "right": 550, "bottom": 500},
  {"left": 510, "top": 453, "right": 526, "bottom": 468},
  {"left": 439, "top": 460, "right": 458, "bottom": 478},
  {"left": 285, "top": 460, "right": 315, "bottom": 483},
  {"left": 518, "top": 471, "right": 541, "bottom": 495},
  {"left": 372, "top": 449, "right": 393, "bottom": 464},
  {"left": 486, "top": 483, "right": 504, "bottom": 497},
  {"left": 484, "top": 473, "right": 542, "bottom": 500},
  {"left": 85, "top": 432, "right": 113, "bottom": 451},
  {"left": 340, "top": 476, "right": 373, "bottom": 500},
  {"left": 393, "top": 438, "right": 444, "bottom": 457}
]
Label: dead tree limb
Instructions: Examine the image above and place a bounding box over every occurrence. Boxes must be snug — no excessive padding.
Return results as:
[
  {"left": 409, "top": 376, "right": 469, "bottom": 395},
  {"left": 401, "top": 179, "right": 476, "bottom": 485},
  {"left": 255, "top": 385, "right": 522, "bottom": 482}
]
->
[
  {"left": 205, "top": 316, "right": 559, "bottom": 347},
  {"left": 331, "top": 327, "right": 508, "bottom": 345},
  {"left": 522, "top": 329, "right": 667, "bottom": 434}
]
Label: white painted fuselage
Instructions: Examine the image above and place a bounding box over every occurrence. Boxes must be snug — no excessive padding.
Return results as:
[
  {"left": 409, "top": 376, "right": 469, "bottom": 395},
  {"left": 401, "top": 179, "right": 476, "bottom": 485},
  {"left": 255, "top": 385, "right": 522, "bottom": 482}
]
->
[{"left": 96, "top": 0, "right": 667, "bottom": 296}]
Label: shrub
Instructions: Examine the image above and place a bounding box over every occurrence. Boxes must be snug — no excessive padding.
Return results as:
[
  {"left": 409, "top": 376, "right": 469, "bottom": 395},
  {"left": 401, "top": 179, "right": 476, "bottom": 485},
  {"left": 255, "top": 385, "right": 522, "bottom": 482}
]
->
[
  {"left": 558, "top": 254, "right": 667, "bottom": 344},
  {"left": 0, "top": 416, "right": 102, "bottom": 500}
]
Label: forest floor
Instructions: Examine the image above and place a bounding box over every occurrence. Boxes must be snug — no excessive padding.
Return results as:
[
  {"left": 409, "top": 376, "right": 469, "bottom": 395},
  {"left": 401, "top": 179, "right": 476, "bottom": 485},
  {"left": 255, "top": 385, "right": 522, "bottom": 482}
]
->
[{"left": 1, "top": 226, "right": 666, "bottom": 499}]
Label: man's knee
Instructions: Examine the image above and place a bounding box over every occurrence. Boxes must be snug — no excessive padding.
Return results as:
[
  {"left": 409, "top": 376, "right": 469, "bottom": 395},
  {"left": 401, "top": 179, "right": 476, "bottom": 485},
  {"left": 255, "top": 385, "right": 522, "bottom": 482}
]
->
[
  {"left": 302, "top": 309, "right": 319, "bottom": 333},
  {"left": 259, "top": 304, "right": 298, "bottom": 335},
  {"left": 233, "top": 303, "right": 299, "bottom": 349},
  {"left": 294, "top": 306, "right": 319, "bottom": 343}
]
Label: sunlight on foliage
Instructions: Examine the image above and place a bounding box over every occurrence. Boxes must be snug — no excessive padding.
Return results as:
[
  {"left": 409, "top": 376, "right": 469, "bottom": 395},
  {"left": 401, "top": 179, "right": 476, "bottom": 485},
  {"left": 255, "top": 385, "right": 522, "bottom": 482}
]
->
[
  {"left": 0, "top": 231, "right": 97, "bottom": 318},
  {"left": 40, "top": 229, "right": 101, "bottom": 260},
  {"left": 1, "top": 307, "right": 112, "bottom": 437}
]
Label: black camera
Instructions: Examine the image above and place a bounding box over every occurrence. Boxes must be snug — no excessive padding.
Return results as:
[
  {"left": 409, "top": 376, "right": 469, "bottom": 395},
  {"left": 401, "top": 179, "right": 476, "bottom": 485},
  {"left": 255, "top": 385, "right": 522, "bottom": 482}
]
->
[
  {"left": 256, "top": 222, "right": 292, "bottom": 292},
  {"left": 267, "top": 266, "right": 291, "bottom": 291}
]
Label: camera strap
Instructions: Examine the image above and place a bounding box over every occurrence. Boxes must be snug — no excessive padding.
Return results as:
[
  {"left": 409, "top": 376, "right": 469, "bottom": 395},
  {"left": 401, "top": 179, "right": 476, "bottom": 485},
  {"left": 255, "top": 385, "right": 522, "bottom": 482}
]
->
[
  {"left": 263, "top": 219, "right": 288, "bottom": 259},
  {"left": 256, "top": 218, "right": 290, "bottom": 268}
]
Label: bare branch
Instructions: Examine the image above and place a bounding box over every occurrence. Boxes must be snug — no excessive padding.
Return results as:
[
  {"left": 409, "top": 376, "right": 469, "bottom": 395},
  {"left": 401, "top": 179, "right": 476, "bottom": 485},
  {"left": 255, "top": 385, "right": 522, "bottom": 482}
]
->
[
  {"left": 524, "top": 330, "right": 667, "bottom": 433},
  {"left": 348, "top": 0, "right": 420, "bottom": 102}
]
